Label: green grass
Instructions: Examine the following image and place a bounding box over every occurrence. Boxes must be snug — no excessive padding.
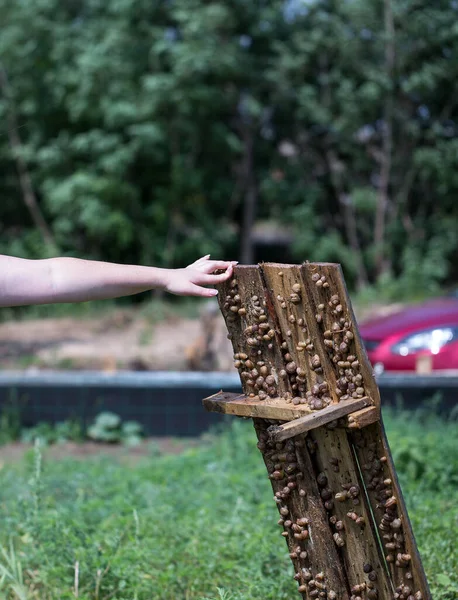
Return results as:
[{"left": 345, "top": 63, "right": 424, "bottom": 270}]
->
[{"left": 0, "top": 409, "right": 456, "bottom": 600}]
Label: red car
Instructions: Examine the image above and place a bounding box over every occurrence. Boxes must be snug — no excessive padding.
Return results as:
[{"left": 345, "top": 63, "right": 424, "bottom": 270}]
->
[{"left": 359, "top": 298, "right": 458, "bottom": 373}]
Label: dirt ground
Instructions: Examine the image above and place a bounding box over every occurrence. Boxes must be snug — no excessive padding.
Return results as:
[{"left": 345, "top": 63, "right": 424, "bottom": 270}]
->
[
  {"left": 0, "top": 301, "right": 403, "bottom": 373},
  {"left": 0, "top": 437, "right": 202, "bottom": 467},
  {"left": 0, "top": 305, "right": 235, "bottom": 372}
]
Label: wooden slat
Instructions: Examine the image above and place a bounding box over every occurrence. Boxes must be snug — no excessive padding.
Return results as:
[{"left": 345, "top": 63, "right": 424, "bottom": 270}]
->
[
  {"left": 217, "top": 265, "right": 292, "bottom": 401},
  {"left": 261, "top": 263, "right": 340, "bottom": 404},
  {"left": 203, "top": 391, "right": 314, "bottom": 420},
  {"left": 311, "top": 427, "right": 394, "bottom": 599},
  {"left": 267, "top": 398, "right": 367, "bottom": 441},
  {"left": 351, "top": 424, "right": 431, "bottom": 599},
  {"left": 301, "top": 263, "right": 380, "bottom": 406},
  {"left": 301, "top": 262, "right": 380, "bottom": 408},
  {"left": 346, "top": 406, "right": 380, "bottom": 429},
  {"left": 254, "top": 419, "right": 350, "bottom": 600}
]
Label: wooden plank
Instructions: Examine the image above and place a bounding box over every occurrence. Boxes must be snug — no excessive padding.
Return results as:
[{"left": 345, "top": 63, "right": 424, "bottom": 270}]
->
[
  {"left": 267, "top": 398, "right": 367, "bottom": 442},
  {"left": 217, "top": 265, "right": 292, "bottom": 401},
  {"left": 254, "top": 419, "right": 350, "bottom": 600},
  {"left": 202, "top": 391, "right": 315, "bottom": 420},
  {"left": 346, "top": 406, "right": 380, "bottom": 429},
  {"left": 310, "top": 426, "right": 394, "bottom": 599},
  {"left": 300, "top": 263, "right": 378, "bottom": 408},
  {"left": 261, "top": 263, "right": 340, "bottom": 405},
  {"left": 351, "top": 424, "right": 431, "bottom": 599}
]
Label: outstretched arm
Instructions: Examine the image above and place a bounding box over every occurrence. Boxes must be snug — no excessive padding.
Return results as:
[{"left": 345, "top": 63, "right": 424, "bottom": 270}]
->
[{"left": 0, "top": 254, "right": 236, "bottom": 307}]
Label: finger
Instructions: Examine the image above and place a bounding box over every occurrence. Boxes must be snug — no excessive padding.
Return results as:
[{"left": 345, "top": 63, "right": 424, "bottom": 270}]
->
[
  {"left": 193, "top": 269, "right": 234, "bottom": 285},
  {"left": 196, "top": 261, "right": 237, "bottom": 274},
  {"left": 186, "top": 283, "right": 218, "bottom": 297},
  {"left": 189, "top": 254, "right": 211, "bottom": 267}
]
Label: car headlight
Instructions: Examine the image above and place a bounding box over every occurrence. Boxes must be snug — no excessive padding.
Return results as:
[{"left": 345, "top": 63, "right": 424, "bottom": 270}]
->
[{"left": 391, "top": 327, "right": 458, "bottom": 356}]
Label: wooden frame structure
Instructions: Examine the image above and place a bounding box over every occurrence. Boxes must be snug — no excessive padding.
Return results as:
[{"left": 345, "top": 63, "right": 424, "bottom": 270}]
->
[{"left": 203, "top": 263, "right": 431, "bottom": 600}]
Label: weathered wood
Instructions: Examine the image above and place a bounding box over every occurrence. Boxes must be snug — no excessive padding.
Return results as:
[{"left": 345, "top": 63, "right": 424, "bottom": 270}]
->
[
  {"left": 350, "top": 424, "right": 431, "bottom": 600},
  {"left": 311, "top": 426, "right": 394, "bottom": 599},
  {"left": 203, "top": 392, "right": 369, "bottom": 426},
  {"left": 254, "top": 419, "right": 350, "bottom": 600},
  {"left": 300, "top": 263, "right": 380, "bottom": 408},
  {"left": 203, "top": 391, "right": 315, "bottom": 420},
  {"left": 261, "top": 264, "right": 340, "bottom": 404},
  {"left": 217, "top": 265, "right": 292, "bottom": 402},
  {"left": 267, "top": 398, "right": 367, "bottom": 442},
  {"left": 204, "top": 262, "right": 431, "bottom": 600},
  {"left": 346, "top": 406, "right": 380, "bottom": 429}
]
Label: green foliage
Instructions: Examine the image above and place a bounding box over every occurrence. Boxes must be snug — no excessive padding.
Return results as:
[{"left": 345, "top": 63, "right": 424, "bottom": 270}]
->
[
  {"left": 87, "top": 412, "right": 143, "bottom": 446},
  {"left": 0, "top": 401, "right": 141, "bottom": 447},
  {"left": 0, "top": 540, "right": 29, "bottom": 599},
  {"left": 0, "top": 0, "right": 457, "bottom": 292},
  {"left": 0, "top": 392, "right": 22, "bottom": 445},
  {"left": 0, "top": 409, "right": 456, "bottom": 599},
  {"left": 20, "top": 420, "right": 84, "bottom": 446}
]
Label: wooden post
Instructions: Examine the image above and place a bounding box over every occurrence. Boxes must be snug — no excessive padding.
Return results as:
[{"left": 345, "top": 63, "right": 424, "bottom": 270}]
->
[{"left": 203, "top": 263, "right": 431, "bottom": 600}]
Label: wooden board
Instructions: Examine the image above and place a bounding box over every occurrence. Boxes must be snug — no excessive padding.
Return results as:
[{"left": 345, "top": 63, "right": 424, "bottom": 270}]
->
[
  {"left": 205, "top": 262, "right": 431, "bottom": 600},
  {"left": 203, "top": 392, "right": 367, "bottom": 425},
  {"left": 266, "top": 398, "right": 367, "bottom": 441}
]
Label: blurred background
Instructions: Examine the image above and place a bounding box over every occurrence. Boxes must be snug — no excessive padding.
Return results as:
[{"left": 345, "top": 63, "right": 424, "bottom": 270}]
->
[
  {"left": 2, "top": 0, "right": 458, "bottom": 376},
  {"left": 1, "top": 0, "right": 458, "bottom": 377},
  {"left": 0, "top": 6, "right": 457, "bottom": 598}
]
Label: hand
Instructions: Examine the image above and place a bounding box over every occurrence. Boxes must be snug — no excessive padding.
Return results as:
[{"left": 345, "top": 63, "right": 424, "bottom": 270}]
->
[{"left": 164, "top": 255, "right": 237, "bottom": 297}]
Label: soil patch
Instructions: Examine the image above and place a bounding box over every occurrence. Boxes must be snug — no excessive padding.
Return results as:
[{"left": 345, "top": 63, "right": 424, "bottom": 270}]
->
[
  {"left": 0, "top": 301, "right": 402, "bottom": 372},
  {"left": 0, "top": 437, "right": 201, "bottom": 467}
]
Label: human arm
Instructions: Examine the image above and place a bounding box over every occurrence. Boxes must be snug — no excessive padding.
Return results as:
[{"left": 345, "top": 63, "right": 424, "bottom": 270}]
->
[{"left": 0, "top": 254, "right": 236, "bottom": 307}]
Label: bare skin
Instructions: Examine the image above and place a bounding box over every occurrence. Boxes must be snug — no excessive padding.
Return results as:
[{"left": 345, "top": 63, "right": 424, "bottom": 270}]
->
[{"left": 0, "top": 254, "right": 237, "bottom": 307}]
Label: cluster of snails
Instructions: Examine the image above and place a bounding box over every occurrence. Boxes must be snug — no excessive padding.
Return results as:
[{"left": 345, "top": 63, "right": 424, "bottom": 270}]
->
[
  {"left": 277, "top": 282, "right": 303, "bottom": 310},
  {"left": 228, "top": 290, "right": 281, "bottom": 401},
  {"left": 318, "top": 471, "right": 383, "bottom": 597},
  {"left": 296, "top": 570, "right": 337, "bottom": 599},
  {"left": 349, "top": 571, "right": 379, "bottom": 600},
  {"left": 257, "top": 425, "right": 341, "bottom": 599},
  {"left": 275, "top": 281, "right": 334, "bottom": 411},
  {"left": 352, "top": 435, "right": 423, "bottom": 600},
  {"left": 316, "top": 472, "right": 334, "bottom": 513},
  {"left": 243, "top": 294, "right": 276, "bottom": 351},
  {"left": 235, "top": 353, "right": 277, "bottom": 401},
  {"left": 223, "top": 278, "right": 244, "bottom": 320},
  {"left": 394, "top": 586, "right": 423, "bottom": 600},
  {"left": 309, "top": 272, "right": 367, "bottom": 402},
  {"left": 312, "top": 273, "right": 330, "bottom": 289},
  {"left": 319, "top": 471, "right": 384, "bottom": 599},
  {"left": 277, "top": 341, "right": 306, "bottom": 405}
]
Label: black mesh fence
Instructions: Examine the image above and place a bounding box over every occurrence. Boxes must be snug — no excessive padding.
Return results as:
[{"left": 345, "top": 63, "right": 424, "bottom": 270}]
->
[{"left": 0, "top": 372, "right": 456, "bottom": 437}]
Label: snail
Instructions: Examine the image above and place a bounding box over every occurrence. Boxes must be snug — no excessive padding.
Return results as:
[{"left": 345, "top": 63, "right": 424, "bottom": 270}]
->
[
  {"left": 316, "top": 472, "right": 328, "bottom": 487},
  {"left": 333, "top": 533, "right": 345, "bottom": 547}
]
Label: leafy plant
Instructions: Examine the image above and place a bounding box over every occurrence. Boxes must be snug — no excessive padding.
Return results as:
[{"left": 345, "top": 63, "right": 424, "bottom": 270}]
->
[
  {"left": 20, "top": 419, "right": 84, "bottom": 446},
  {"left": 0, "top": 392, "right": 22, "bottom": 445},
  {"left": 0, "top": 540, "right": 32, "bottom": 599},
  {"left": 87, "top": 412, "right": 143, "bottom": 446}
]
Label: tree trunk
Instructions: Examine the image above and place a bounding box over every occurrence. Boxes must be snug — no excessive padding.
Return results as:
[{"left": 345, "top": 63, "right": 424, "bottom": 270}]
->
[
  {"left": 240, "top": 128, "right": 257, "bottom": 265},
  {"left": 326, "top": 150, "right": 369, "bottom": 290},
  {"left": 374, "top": 0, "right": 395, "bottom": 277},
  {"left": 0, "top": 64, "right": 56, "bottom": 249}
]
